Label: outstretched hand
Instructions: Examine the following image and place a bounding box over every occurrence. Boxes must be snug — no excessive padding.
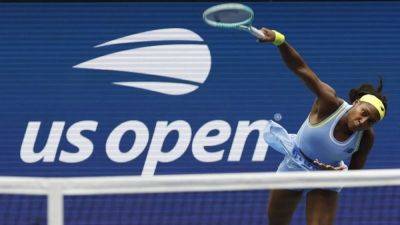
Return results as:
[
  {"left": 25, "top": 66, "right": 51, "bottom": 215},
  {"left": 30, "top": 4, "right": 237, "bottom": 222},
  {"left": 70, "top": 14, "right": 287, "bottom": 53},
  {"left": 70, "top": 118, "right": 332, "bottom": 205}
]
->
[
  {"left": 258, "top": 28, "right": 277, "bottom": 43},
  {"left": 313, "top": 159, "right": 348, "bottom": 171}
]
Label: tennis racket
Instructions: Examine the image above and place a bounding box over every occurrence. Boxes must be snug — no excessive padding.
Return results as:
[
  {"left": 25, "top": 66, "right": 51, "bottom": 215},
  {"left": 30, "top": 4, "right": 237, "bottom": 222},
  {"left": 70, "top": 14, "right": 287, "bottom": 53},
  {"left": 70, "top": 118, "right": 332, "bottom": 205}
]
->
[{"left": 203, "top": 3, "right": 265, "bottom": 39}]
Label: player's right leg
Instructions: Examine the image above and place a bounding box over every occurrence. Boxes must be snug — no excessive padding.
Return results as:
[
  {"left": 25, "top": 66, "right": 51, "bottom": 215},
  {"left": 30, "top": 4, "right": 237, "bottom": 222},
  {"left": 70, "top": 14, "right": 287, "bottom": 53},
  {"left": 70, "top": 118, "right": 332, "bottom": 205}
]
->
[
  {"left": 268, "top": 189, "right": 303, "bottom": 225},
  {"left": 305, "top": 189, "right": 338, "bottom": 225}
]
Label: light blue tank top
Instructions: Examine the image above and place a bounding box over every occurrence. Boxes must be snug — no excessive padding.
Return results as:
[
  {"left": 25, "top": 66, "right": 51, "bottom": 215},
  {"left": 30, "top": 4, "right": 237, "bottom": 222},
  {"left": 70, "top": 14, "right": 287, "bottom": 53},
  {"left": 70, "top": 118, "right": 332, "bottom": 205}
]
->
[{"left": 296, "top": 101, "right": 364, "bottom": 165}]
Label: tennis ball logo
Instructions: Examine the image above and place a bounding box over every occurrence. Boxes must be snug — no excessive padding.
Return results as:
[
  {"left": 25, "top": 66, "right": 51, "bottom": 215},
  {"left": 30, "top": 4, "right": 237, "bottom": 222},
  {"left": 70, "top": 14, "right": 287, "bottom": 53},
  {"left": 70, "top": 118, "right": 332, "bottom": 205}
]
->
[{"left": 74, "top": 28, "right": 211, "bottom": 95}]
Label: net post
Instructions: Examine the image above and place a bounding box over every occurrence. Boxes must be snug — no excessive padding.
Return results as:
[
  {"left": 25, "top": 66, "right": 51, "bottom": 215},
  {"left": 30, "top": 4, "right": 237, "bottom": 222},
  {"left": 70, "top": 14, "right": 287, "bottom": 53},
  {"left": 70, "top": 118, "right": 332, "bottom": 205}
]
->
[{"left": 47, "top": 182, "right": 64, "bottom": 225}]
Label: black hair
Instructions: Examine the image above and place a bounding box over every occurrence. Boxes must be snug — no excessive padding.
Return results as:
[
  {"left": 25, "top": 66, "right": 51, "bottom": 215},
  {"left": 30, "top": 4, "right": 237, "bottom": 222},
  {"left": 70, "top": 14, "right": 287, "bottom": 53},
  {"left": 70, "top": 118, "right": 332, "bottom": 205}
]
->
[{"left": 348, "top": 77, "right": 388, "bottom": 114}]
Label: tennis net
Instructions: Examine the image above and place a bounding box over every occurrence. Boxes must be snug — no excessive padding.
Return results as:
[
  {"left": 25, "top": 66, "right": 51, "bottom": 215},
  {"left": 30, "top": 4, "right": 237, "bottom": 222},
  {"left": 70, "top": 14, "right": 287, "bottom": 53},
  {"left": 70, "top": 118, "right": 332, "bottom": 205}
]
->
[{"left": 0, "top": 169, "right": 399, "bottom": 225}]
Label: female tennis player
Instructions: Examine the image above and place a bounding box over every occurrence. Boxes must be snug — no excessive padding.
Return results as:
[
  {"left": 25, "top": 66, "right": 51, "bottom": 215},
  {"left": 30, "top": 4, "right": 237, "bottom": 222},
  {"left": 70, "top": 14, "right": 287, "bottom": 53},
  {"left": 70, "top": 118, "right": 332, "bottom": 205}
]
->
[{"left": 259, "top": 28, "right": 387, "bottom": 225}]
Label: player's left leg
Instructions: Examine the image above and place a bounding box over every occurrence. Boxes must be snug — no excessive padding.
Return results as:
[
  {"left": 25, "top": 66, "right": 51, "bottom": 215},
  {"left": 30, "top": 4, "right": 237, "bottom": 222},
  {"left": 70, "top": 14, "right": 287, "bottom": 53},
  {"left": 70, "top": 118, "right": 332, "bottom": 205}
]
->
[{"left": 306, "top": 189, "right": 339, "bottom": 225}]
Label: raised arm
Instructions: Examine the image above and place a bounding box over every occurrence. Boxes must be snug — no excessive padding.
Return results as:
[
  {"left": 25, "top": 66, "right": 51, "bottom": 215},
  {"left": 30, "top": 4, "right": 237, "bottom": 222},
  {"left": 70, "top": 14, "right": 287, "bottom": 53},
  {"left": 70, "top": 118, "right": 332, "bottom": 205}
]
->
[{"left": 260, "top": 28, "right": 340, "bottom": 107}]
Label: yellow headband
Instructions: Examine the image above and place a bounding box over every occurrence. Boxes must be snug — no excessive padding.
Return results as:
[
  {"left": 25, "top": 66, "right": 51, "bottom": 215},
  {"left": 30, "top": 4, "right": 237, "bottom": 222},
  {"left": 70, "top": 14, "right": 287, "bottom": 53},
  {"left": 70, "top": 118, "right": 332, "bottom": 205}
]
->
[{"left": 359, "top": 94, "right": 385, "bottom": 120}]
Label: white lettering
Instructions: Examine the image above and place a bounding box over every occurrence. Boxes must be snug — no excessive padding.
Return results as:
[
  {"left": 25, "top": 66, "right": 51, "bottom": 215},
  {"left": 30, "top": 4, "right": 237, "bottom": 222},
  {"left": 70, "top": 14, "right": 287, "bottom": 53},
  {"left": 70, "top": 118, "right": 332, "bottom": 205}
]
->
[
  {"left": 20, "top": 119, "right": 270, "bottom": 173},
  {"left": 228, "top": 120, "right": 269, "bottom": 161},
  {"left": 20, "top": 121, "right": 65, "bottom": 163},
  {"left": 142, "top": 121, "right": 191, "bottom": 176},
  {"left": 192, "top": 120, "right": 230, "bottom": 162},
  {"left": 59, "top": 121, "right": 98, "bottom": 163},
  {"left": 106, "top": 121, "right": 149, "bottom": 163}
]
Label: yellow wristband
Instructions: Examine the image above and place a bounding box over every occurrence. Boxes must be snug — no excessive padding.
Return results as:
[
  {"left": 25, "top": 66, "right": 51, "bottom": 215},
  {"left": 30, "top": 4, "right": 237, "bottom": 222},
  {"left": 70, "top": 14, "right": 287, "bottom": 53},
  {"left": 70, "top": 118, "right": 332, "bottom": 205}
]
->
[{"left": 272, "top": 30, "right": 285, "bottom": 46}]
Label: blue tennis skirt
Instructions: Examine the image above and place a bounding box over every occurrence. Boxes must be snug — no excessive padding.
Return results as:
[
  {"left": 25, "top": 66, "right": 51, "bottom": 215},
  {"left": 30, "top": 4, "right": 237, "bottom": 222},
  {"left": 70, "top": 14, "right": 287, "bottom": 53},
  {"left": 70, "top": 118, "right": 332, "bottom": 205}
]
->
[{"left": 264, "top": 120, "right": 343, "bottom": 192}]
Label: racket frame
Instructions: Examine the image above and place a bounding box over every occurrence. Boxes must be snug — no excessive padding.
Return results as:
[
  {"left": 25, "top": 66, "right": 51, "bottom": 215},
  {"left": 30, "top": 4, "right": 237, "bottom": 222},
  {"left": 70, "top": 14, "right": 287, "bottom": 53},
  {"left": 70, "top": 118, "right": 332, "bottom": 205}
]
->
[{"left": 203, "top": 3, "right": 265, "bottom": 39}]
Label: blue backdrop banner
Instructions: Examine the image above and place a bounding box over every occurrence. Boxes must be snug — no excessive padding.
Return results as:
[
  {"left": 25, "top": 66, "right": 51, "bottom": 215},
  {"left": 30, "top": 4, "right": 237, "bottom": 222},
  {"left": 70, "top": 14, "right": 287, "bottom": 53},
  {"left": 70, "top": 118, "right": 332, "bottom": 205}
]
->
[{"left": 1, "top": 2, "right": 399, "bottom": 177}]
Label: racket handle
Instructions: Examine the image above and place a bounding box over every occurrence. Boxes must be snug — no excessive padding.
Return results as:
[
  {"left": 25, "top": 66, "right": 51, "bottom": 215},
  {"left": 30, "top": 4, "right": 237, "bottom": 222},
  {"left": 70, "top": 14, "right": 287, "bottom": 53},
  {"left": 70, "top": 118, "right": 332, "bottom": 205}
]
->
[{"left": 249, "top": 26, "right": 265, "bottom": 39}]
